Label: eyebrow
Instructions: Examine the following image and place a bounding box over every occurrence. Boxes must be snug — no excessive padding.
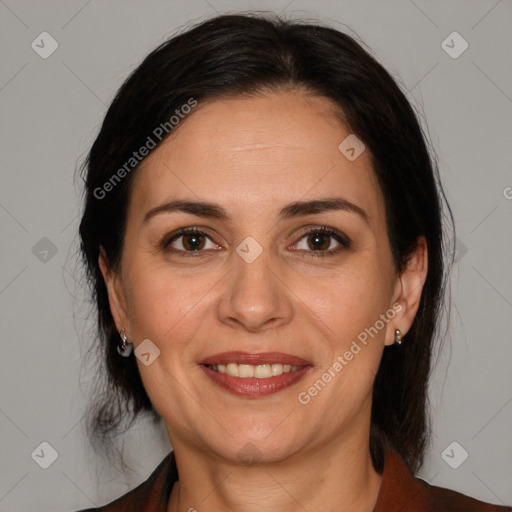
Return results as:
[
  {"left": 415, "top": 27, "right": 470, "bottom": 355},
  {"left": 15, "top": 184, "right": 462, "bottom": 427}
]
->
[{"left": 143, "top": 197, "right": 369, "bottom": 224}]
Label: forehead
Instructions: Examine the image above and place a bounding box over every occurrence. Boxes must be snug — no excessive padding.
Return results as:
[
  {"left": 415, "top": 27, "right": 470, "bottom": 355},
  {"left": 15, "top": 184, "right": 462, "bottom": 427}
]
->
[{"left": 129, "top": 90, "right": 384, "bottom": 223}]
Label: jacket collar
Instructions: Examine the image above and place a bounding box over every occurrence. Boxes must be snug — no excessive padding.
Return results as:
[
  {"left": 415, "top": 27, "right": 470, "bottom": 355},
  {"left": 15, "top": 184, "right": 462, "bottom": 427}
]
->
[
  {"left": 123, "top": 446, "right": 430, "bottom": 512},
  {"left": 373, "top": 447, "right": 431, "bottom": 511}
]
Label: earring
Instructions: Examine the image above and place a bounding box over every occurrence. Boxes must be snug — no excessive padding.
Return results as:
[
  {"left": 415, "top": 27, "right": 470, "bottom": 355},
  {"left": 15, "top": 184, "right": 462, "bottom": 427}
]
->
[
  {"left": 117, "top": 328, "right": 133, "bottom": 357},
  {"left": 394, "top": 329, "right": 403, "bottom": 345}
]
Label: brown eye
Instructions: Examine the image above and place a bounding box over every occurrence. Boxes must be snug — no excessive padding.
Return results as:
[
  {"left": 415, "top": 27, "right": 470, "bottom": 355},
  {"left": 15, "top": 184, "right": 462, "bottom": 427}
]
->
[
  {"left": 305, "top": 232, "right": 331, "bottom": 251},
  {"left": 294, "top": 226, "right": 350, "bottom": 257},
  {"left": 164, "top": 228, "right": 219, "bottom": 254},
  {"left": 181, "top": 232, "right": 206, "bottom": 251}
]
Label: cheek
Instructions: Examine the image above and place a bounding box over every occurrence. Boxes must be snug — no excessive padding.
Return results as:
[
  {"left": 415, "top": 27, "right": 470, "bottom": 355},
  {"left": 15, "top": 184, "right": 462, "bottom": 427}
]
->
[
  {"left": 122, "top": 262, "right": 214, "bottom": 422},
  {"left": 126, "top": 265, "right": 208, "bottom": 345},
  {"left": 304, "top": 259, "right": 392, "bottom": 388},
  {"left": 300, "top": 278, "right": 389, "bottom": 409},
  {"left": 314, "top": 261, "right": 392, "bottom": 340}
]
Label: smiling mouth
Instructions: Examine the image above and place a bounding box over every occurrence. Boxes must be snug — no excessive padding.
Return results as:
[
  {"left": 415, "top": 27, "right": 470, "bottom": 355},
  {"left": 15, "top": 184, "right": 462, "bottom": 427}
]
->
[
  {"left": 199, "top": 351, "right": 312, "bottom": 397},
  {"left": 204, "top": 363, "right": 303, "bottom": 378}
]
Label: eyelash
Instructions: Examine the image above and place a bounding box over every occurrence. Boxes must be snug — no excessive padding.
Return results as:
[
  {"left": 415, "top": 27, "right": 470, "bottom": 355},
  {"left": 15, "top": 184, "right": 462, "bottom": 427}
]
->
[{"left": 162, "top": 226, "right": 351, "bottom": 259}]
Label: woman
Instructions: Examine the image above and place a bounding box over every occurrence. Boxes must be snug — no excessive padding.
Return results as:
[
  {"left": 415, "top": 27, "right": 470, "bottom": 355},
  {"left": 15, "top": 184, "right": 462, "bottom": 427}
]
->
[{"left": 76, "top": 13, "right": 511, "bottom": 512}]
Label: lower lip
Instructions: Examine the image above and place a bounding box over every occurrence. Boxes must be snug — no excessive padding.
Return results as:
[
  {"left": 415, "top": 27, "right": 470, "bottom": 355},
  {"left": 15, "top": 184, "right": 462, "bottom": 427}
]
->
[{"left": 200, "top": 364, "right": 312, "bottom": 397}]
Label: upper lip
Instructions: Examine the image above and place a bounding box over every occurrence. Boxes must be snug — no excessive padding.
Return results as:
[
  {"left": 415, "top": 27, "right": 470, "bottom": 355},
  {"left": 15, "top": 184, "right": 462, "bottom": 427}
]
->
[{"left": 199, "top": 351, "right": 312, "bottom": 366}]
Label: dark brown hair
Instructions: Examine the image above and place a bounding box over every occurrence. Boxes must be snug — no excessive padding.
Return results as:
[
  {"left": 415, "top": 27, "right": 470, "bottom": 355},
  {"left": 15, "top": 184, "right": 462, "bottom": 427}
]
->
[{"left": 78, "top": 13, "right": 453, "bottom": 474}]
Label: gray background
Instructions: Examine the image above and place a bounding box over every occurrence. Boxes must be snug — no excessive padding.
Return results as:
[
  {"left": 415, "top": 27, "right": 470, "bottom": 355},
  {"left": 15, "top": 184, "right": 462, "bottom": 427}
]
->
[{"left": 1, "top": 0, "right": 511, "bottom": 510}]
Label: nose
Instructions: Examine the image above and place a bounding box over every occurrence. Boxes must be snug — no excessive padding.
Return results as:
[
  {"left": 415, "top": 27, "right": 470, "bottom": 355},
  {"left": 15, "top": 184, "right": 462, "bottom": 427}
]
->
[{"left": 217, "top": 246, "right": 294, "bottom": 333}]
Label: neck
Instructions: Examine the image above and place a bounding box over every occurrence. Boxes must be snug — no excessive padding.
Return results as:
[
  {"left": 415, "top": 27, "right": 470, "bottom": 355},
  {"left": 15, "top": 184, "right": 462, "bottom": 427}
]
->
[{"left": 167, "top": 432, "right": 382, "bottom": 512}]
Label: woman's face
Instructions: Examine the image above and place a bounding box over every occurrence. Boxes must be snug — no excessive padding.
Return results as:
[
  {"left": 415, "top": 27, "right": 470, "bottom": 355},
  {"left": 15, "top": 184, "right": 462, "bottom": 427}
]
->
[{"left": 101, "top": 90, "right": 426, "bottom": 464}]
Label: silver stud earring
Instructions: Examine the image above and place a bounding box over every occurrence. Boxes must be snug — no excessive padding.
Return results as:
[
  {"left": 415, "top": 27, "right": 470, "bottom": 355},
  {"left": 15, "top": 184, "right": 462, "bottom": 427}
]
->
[
  {"left": 394, "top": 329, "right": 403, "bottom": 345},
  {"left": 117, "top": 328, "right": 133, "bottom": 357}
]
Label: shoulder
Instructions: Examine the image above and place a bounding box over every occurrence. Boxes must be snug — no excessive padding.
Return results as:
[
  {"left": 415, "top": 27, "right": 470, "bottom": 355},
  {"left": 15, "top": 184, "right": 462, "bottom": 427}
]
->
[
  {"left": 421, "top": 479, "right": 511, "bottom": 511},
  {"left": 72, "top": 451, "right": 177, "bottom": 512},
  {"left": 375, "top": 447, "right": 511, "bottom": 511}
]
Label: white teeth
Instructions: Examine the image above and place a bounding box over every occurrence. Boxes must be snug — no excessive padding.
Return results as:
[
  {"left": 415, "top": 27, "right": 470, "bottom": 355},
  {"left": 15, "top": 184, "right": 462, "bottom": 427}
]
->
[
  {"left": 208, "top": 363, "right": 303, "bottom": 378},
  {"left": 271, "top": 363, "right": 283, "bottom": 376},
  {"left": 226, "top": 363, "right": 239, "bottom": 377},
  {"left": 255, "top": 364, "right": 272, "bottom": 378},
  {"left": 238, "top": 364, "right": 254, "bottom": 378}
]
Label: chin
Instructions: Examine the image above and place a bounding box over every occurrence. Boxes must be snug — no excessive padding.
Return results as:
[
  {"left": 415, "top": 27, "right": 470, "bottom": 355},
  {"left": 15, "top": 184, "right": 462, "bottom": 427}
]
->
[{"left": 206, "top": 425, "right": 302, "bottom": 465}]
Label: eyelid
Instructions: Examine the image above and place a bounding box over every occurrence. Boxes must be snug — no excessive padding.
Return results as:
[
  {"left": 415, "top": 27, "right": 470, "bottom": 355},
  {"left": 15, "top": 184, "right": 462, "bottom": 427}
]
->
[
  {"left": 162, "top": 225, "right": 350, "bottom": 257},
  {"left": 162, "top": 226, "right": 221, "bottom": 255},
  {"left": 290, "top": 225, "right": 351, "bottom": 257}
]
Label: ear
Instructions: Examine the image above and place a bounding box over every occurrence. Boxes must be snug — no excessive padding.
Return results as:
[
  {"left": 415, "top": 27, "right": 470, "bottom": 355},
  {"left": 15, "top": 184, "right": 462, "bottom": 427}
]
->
[
  {"left": 98, "top": 246, "right": 130, "bottom": 335},
  {"left": 384, "top": 236, "right": 428, "bottom": 346}
]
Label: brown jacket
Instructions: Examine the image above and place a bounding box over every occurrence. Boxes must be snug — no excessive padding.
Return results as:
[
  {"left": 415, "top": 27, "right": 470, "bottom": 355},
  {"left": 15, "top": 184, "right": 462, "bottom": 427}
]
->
[{"left": 76, "top": 448, "right": 511, "bottom": 511}]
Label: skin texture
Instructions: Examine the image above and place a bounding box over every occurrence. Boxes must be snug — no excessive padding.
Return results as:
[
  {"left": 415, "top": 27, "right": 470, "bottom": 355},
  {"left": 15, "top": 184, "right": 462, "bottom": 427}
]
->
[{"left": 99, "top": 90, "right": 428, "bottom": 512}]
